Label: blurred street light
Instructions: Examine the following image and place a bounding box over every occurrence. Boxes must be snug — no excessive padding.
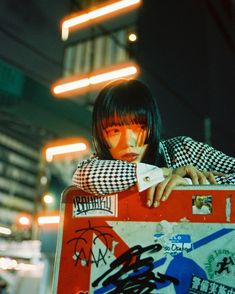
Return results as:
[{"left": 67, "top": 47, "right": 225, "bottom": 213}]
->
[
  {"left": 0, "top": 226, "right": 12, "bottom": 236},
  {"left": 61, "top": 0, "right": 141, "bottom": 40}
]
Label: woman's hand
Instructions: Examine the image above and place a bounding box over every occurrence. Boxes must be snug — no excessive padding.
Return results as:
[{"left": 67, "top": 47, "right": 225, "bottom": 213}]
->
[
  {"left": 146, "top": 165, "right": 225, "bottom": 208},
  {"left": 172, "top": 165, "right": 225, "bottom": 184},
  {"left": 146, "top": 174, "right": 187, "bottom": 207}
]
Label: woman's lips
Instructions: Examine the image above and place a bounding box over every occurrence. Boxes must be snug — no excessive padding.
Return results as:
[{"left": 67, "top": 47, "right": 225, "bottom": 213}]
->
[{"left": 121, "top": 153, "right": 139, "bottom": 162}]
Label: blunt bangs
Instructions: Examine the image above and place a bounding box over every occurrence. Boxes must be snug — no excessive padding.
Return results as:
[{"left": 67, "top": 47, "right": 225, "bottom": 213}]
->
[
  {"left": 99, "top": 80, "right": 152, "bottom": 129},
  {"left": 100, "top": 110, "right": 148, "bottom": 130}
]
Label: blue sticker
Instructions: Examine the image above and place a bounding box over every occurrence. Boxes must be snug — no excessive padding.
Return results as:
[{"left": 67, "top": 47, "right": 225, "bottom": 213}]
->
[{"left": 154, "top": 234, "right": 192, "bottom": 256}]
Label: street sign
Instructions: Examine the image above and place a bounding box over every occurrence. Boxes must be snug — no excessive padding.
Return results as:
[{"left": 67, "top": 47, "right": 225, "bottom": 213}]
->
[{"left": 53, "top": 185, "right": 235, "bottom": 293}]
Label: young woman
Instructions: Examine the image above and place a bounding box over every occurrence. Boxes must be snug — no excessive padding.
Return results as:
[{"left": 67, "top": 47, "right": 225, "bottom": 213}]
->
[{"left": 72, "top": 79, "right": 235, "bottom": 207}]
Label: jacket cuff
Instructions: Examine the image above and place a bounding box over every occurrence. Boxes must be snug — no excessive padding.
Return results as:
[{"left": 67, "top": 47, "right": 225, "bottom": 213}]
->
[{"left": 136, "top": 163, "right": 164, "bottom": 192}]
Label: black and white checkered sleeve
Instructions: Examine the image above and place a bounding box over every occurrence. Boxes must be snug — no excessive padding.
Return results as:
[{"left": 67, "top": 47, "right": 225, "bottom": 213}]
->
[
  {"left": 169, "top": 136, "right": 235, "bottom": 184},
  {"left": 184, "top": 137, "right": 234, "bottom": 170},
  {"left": 72, "top": 157, "right": 137, "bottom": 195}
]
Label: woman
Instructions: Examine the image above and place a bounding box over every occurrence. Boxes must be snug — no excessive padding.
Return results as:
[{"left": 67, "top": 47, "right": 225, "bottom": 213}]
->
[{"left": 72, "top": 79, "right": 235, "bottom": 207}]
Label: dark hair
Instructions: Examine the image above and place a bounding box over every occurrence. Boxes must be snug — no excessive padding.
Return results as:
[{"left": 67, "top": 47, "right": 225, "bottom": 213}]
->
[{"left": 92, "top": 79, "right": 162, "bottom": 165}]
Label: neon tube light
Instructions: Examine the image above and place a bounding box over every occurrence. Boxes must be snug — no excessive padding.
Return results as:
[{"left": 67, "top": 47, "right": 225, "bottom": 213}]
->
[
  {"left": 46, "top": 143, "right": 87, "bottom": 162},
  {"left": 90, "top": 66, "right": 137, "bottom": 84},
  {"left": 52, "top": 63, "right": 139, "bottom": 96},
  {"left": 53, "top": 78, "right": 90, "bottom": 93},
  {"left": 62, "top": 0, "right": 141, "bottom": 40}
]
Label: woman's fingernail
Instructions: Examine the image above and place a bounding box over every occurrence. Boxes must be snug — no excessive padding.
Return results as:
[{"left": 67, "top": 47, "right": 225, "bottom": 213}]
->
[
  {"left": 154, "top": 201, "right": 159, "bottom": 207},
  {"left": 162, "top": 196, "right": 166, "bottom": 201},
  {"left": 147, "top": 200, "right": 151, "bottom": 207}
]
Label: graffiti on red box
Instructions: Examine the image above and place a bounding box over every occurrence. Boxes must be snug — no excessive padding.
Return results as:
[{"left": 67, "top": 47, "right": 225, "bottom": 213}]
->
[
  {"left": 53, "top": 187, "right": 235, "bottom": 294},
  {"left": 73, "top": 194, "right": 118, "bottom": 217}
]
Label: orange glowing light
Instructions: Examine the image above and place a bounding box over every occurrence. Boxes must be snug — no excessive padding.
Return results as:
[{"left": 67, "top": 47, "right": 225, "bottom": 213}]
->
[
  {"left": 38, "top": 216, "right": 60, "bottom": 225},
  {"left": 16, "top": 213, "right": 33, "bottom": 227},
  {"left": 52, "top": 62, "right": 139, "bottom": 97},
  {"left": 42, "top": 137, "right": 90, "bottom": 162},
  {"left": 61, "top": 0, "right": 142, "bottom": 40},
  {"left": 19, "top": 216, "right": 31, "bottom": 226}
]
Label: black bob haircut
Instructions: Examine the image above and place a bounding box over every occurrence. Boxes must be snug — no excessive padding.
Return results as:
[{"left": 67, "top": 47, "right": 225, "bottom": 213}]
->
[{"left": 92, "top": 79, "right": 162, "bottom": 165}]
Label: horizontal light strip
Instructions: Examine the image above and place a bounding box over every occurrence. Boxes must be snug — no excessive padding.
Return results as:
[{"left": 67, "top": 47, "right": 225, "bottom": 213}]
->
[
  {"left": 0, "top": 226, "right": 12, "bottom": 235},
  {"left": 62, "top": 0, "right": 141, "bottom": 40},
  {"left": 38, "top": 216, "right": 60, "bottom": 225},
  {"left": 52, "top": 64, "right": 138, "bottom": 96},
  {"left": 90, "top": 66, "right": 137, "bottom": 84},
  {"left": 54, "top": 78, "right": 90, "bottom": 93},
  {"left": 46, "top": 143, "right": 87, "bottom": 162}
]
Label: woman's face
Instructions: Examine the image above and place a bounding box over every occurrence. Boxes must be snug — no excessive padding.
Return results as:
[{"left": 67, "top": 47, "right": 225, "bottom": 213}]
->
[{"left": 103, "top": 124, "right": 148, "bottom": 163}]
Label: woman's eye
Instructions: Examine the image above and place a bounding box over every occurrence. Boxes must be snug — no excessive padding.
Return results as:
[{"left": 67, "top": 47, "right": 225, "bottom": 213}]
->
[{"left": 106, "top": 128, "right": 120, "bottom": 136}]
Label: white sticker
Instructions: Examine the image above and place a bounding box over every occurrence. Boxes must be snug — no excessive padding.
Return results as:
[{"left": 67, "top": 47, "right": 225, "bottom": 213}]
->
[{"left": 73, "top": 194, "right": 118, "bottom": 217}]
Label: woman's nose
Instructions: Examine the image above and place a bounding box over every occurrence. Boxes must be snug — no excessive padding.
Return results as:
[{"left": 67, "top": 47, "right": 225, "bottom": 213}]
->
[{"left": 121, "top": 129, "right": 136, "bottom": 147}]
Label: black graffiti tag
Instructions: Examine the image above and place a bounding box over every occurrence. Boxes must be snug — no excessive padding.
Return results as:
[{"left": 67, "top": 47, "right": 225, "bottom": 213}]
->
[
  {"left": 73, "top": 196, "right": 113, "bottom": 215},
  {"left": 92, "top": 243, "right": 179, "bottom": 293},
  {"left": 67, "top": 221, "right": 114, "bottom": 267}
]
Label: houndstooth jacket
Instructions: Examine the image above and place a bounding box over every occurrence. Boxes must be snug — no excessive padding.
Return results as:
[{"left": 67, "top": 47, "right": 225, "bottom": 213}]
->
[{"left": 72, "top": 136, "right": 235, "bottom": 195}]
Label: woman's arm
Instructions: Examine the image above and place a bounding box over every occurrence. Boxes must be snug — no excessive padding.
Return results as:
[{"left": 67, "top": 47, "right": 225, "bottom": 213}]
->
[
  {"left": 182, "top": 137, "right": 235, "bottom": 184},
  {"left": 72, "top": 157, "right": 164, "bottom": 195},
  {"left": 145, "top": 137, "right": 235, "bottom": 207},
  {"left": 72, "top": 157, "right": 136, "bottom": 195},
  {"left": 72, "top": 137, "right": 235, "bottom": 205},
  {"left": 162, "top": 136, "right": 235, "bottom": 184}
]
